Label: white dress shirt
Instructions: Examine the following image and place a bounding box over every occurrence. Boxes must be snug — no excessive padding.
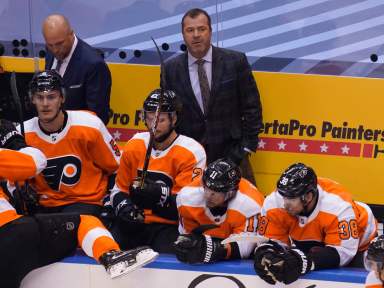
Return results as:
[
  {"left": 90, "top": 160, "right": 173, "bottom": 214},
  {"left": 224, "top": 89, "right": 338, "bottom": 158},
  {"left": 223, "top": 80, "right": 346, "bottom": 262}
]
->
[
  {"left": 187, "top": 46, "right": 212, "bottom": 113},
  {"left": 52, "top": 35, "right": 78, "bottom": 77}
]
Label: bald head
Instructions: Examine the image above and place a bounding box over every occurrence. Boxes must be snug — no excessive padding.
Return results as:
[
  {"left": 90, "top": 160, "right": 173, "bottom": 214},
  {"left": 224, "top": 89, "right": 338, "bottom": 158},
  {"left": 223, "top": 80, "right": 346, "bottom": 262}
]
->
[{"left": 42, "top": 14, "right": 74, "bottom": 60}]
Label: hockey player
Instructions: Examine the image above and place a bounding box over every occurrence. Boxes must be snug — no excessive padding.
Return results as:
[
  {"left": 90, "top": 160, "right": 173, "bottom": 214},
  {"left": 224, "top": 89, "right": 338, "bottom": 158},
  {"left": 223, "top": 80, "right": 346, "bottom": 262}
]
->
[
  {"left": 0, "top": 119, "right": 158, "bottom": 288},
  {"left": 254, "top": 162, "right": 377, "bottom": 285},
  {"left": 365, "top": 235, "right": 384, "bottom": 288},
  {"left": 107, "top": 89, "right": 206, "bottom": 253},
  {"left": 21, "top": 70, "right": 120, "bottom": 216},
  {"left": 174, "top": 158, "right": 264, "bottom": 263}
]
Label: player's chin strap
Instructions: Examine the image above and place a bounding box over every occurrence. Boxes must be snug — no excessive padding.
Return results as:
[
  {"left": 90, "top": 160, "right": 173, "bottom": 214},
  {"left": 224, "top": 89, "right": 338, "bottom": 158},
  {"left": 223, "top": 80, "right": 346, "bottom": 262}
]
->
[
  {"left": 300, "top": 188, "right": 318, "bottom": 217},
  {"left": 154, "top": 124, "right": 174, "bottom": 143}
]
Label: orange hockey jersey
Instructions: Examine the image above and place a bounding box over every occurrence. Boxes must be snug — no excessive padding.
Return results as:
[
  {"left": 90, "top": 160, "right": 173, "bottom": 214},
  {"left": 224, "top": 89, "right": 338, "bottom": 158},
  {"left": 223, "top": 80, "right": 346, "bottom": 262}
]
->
[
  {"left": 0, "top": 147, "right": 47, "bottom": 227},
  {"left": 260, "top": 177, "right": 377, "bottom": 266},
  {"left": 177, "top": 178, "right": 264, "bottom": 258},
  {"left": 114, "top": 132, "right": 206, "bottom": 225},
  {"left": 22, "top": 111, "right": 120, "bottom": 207}
]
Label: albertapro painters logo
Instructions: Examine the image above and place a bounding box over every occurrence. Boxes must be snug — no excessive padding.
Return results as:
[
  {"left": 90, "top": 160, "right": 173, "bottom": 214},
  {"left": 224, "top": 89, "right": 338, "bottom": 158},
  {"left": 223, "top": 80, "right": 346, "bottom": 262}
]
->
[{"left": 258, "top": 119, "right": 384, "bottom": 158}]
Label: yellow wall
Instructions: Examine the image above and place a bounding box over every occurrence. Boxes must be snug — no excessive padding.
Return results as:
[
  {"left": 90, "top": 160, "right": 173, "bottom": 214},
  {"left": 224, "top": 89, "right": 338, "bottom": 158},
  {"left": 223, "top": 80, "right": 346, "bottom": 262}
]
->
[{"left": 254, "top": 72, "right": 384, "bottom": 203}]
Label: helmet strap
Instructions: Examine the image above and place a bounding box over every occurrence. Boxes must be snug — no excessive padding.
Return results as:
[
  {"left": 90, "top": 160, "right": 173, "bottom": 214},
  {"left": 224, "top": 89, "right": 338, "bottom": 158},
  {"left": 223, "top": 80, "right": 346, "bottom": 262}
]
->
[
  {"left": 224, "top": 189, "right": 237, "bottom": 201},
  {"left": 152, "top": 113, "right": 177, "bottom": 144},
  {"left": 155, "top": 126, "right": 174, "bottom": 143},
  {"left": 300, "top": 189, "right": 318, "bottom": 216}
]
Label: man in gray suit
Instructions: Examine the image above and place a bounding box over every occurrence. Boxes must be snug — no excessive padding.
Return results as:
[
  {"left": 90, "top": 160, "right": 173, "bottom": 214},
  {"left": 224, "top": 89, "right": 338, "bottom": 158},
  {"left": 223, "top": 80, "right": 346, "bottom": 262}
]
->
[{"left": 164, "top": 8, "right": 262, "bottom": 183}]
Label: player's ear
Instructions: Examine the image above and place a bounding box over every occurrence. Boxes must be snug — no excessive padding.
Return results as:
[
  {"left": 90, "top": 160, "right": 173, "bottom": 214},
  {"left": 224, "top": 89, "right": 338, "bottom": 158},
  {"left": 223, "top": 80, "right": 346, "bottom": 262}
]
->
[
  {"left": 303, "top": 192, "right": 313, "bottom": 205},
  {"left": 31, "top": 94, "right": 37, "bottom": 105},
  {"left": 171, "top": 112, "right": 177, "bottom": 126}
]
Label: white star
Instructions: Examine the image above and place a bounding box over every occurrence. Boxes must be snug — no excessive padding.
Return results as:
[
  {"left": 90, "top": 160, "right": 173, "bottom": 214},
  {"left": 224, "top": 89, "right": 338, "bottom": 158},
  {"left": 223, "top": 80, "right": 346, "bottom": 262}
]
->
[
  {"left": 320, "top": 143, "right": 328, "bottom": 153},
  {"left": 341, "top": 145, "right": 350, "bottom": 154},
  {"left": 113, "top": 130, "right": 122, "bottom": 140},
  {"left": 258, "top": 139, "right": 266, "bottom": 149},
  {"left": 298, "top": 142, "right": 308, "bottom": 152},
  {"left": 277, "top": 141, "right": 287, "bottom": 150}
]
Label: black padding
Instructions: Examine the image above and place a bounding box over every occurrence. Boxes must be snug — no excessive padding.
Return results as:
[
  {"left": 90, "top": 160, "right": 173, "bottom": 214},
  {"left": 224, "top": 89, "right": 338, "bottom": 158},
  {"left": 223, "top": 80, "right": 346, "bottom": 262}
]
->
[{"left": 34, "top": 213, "right": 81, "bottom": 266}]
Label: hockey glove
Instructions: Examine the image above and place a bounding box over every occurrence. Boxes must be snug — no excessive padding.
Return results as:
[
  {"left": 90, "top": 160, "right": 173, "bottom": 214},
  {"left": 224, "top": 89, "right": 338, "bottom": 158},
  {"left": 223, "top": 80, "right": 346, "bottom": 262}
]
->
[
  {"left": 254, "top": 241, "right": 286, "bottom": 284},
  {"left": 22, "top": 184, "right": 40, "bottom": 215},
  {"left": 174, "top": 233, "right": 227, "bottom": 264},
  {"left": 267, "top": 248, "right": 313, "bottom": 284},
  {"left": 0, "top": 119, "right": 26, "bottom": 150},
  {"left": 129, "top": 178, "right": 170, "bottom": 209},
  {"left": 254, "top": 242, "right": 312, "bottom": 285},
  {"left": 112, "top": 191, "right": 144, "bottom": 223},
  {"left": 100, "top": 194, "right": 115, "bottom": 228},
  {"left": 227, "top": 143, "right": 250, "bottom": 166}
]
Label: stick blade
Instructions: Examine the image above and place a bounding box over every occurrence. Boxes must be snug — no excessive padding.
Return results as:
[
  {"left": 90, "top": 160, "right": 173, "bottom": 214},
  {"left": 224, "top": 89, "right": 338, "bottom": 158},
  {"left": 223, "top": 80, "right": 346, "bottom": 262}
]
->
[{"left": 221, "top": 233, "right": 269, "bottom": 245}]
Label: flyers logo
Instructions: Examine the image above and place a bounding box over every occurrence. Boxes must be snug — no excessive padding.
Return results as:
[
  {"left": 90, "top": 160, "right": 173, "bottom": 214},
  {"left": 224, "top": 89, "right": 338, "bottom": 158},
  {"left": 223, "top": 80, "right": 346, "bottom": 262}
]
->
[
  {"left": 192, "top": 167, "right": 203, "bottom": 181},
  {"left": 188, "top": 274, "right": 245, "bottom": 288},
  {"left": 43, "top": 155, "right": 82, "bottom": 191}
]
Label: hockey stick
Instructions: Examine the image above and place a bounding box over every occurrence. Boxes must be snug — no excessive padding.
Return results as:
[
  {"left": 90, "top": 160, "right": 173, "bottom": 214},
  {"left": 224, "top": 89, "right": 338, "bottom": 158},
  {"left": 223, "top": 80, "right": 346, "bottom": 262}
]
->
[
  {"left": 221, "top": 232, "right": 269, "bottom": 245},
  {"left": 191, "top": 224, "right": 219, "bottom": 235},
  {"left": 9, "top": 71, "right": 26, "bottom": 214},
  {"left": 139, "top": 37, "right": 166, "bottom": 189},
  {"left": 10, "top": 72, "right": 25, "bottom": 135}
]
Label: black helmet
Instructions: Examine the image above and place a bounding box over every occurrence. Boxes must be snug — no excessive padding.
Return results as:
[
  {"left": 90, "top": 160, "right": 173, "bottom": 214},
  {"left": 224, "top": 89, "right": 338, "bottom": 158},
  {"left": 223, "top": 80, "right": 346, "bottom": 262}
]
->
[
  {"left": 367, "top": 235, "right": 384, "bottom": 262},
  {"left": 203, "top": 158, "right": 241, "bottom": 199},
  {"left": 277, "top": 163, "right": 317, "bottom": 198},
  {"left": 29, "top": 70, "right": 65, "bottom": 96},
  {"left": 143, "top": 89, "right": 182, "bottom": 114}
]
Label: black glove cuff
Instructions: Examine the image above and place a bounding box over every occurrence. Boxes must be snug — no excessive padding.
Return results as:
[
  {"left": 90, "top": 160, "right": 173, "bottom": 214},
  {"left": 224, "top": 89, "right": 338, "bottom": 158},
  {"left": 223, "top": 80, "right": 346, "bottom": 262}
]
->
[
  {"left": 308, "top": 246, "right": 340, "bottom": 270},
  {"left": 112, "top": 191, "right": 134, "bottom": 216},
  {"left": 111, "top": 191, "right": 130, "bottom": 209},
  {"left": 10, "top": 136, "right": 27, "bottom": 150},
  {"left": 291, "top": 249, "right": 313, "bottom": 274},
  {"left": 158, "top": 185, "right": 170, "bottom": 206},
  {"left": 202, "top": 236, "right": 227, "bottom": 263},
  {"left": 1, "top": 132, "right": 26, "bottom": 150}
]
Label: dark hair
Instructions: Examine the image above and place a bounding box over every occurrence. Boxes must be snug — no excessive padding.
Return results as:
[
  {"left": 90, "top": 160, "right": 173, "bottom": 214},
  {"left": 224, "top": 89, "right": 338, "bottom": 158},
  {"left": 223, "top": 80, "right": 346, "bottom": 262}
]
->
[{"left": 181, "top": 8, "right": 212, "bottom": 31}]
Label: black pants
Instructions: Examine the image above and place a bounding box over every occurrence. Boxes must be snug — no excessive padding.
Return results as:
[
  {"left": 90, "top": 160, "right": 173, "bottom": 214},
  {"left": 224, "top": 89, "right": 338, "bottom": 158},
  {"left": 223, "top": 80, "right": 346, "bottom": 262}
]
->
[
  {"left": 111, "top": 220, "right": 179, "bottom": 254},
  {"left": 0, "top": 214, "right": 80, "bottom": 288},
  {"left": 347, "top": 250, "right": 365, "bottom": 268}
]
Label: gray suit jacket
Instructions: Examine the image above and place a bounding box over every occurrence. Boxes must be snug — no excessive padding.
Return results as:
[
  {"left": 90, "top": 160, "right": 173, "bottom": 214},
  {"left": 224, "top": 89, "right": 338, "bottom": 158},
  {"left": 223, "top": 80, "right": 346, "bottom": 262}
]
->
[{"left": 164, "top": 46, "right": 262, "bottom": 162}]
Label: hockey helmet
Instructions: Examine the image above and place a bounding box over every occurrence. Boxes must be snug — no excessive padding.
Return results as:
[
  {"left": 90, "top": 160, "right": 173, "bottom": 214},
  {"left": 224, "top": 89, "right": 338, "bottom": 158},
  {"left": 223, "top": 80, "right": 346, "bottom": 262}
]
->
[
  {"left": 203, "top": 158, "right": 241, "bottom": 200},
  {"left": 143, "top": 89, "right": 182, "bottom": 114},
  {"left": 277, "top": 163, "right": 317, "bottom": 199},
  {"left": 29, "top": 70, "right": 65, "bottom": 97},
  {"left": 367, "top": 235, "right": 384, "bottom": 262}
]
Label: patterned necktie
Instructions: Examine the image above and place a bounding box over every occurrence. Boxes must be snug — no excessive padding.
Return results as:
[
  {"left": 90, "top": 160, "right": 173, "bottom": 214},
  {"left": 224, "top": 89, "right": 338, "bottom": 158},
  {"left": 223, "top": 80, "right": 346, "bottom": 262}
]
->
[
  {"left": 55, "top": 59, "right": 63, "bottom": 74},
  {"left": 196, "top": 59, "right": 210, "bottom": 114}
]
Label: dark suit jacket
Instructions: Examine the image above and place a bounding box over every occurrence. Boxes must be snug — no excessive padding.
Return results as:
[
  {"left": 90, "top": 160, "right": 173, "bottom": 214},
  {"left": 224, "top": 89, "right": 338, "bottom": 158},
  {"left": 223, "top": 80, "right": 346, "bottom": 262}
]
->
[
  {"left": 164, "top": 46, "right": 262, "bottom": 162},
  {"left": 45, "top": 38, "right": 111, "bottom": 124}
]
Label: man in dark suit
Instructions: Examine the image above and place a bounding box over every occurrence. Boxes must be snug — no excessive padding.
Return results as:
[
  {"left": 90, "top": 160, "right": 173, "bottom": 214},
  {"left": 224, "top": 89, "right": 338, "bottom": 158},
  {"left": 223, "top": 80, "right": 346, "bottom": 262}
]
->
[
  {"left": 164, "top": 8, "right": 262, "bottom": 183},
  {"left": 43, "top": 14, "right": 111, "bottom": 124}
]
